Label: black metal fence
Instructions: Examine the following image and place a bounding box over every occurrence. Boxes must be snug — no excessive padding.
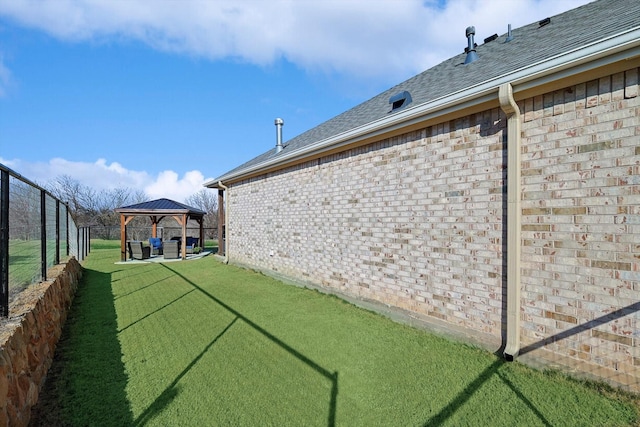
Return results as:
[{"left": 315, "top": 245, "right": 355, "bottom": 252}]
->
[{"left": 0, "top": 164, "right": 90, "bottom": 317}]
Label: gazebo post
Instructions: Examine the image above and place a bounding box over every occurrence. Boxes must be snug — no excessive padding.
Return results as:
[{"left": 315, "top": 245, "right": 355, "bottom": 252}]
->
[
  {"left": 181, "top": 214, "right": 187, "bottom": 259},
  {"left": 121, "top": 215, "right": 136, "bottom": 261},
  {"left": 151, "top": 216, "right": 157, "bottom": 238},
  {"left": 120, "top": 214, "right": 126, "bottom": 261}
]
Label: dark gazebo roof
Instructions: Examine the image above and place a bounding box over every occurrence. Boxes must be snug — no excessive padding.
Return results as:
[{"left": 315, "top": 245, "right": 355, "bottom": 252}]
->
[
  {"left": 115, "top": 198, "right": 205, "bottom": 216},
  {"left": 115, "top": 198, "right": 206, "bottom": 261}
]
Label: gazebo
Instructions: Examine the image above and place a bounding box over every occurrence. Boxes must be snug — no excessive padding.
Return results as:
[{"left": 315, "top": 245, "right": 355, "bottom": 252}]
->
[{"left": 115, "top": 198, "right": 206, "bottom": 261}]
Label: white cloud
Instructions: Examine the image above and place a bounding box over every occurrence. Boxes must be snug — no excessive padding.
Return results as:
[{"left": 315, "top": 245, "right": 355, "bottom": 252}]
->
[
  {"left": 144, "top": 169, "right": 209, "bottom": 202},
  {"left": 0, "top": 157, "right": 212, "bottom": 203},
  {"left": 0, "top": 0, "right": 593, "bottom": 80},
  {"left": 0, "top": 0, "right": 593, "bottom": 202}
]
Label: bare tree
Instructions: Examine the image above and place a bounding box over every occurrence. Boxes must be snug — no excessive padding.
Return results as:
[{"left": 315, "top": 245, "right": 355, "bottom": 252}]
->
[
  {"left": 8, "top": 179, "right": 40, "bottom": 240},
  {"left": 46, "top": 176, "right": 149, "bottom": 239},
  {"left": 47, "top": 175, "right": 95, "bottom": 226},
  {"left": 87, "top": 187, "right": 147, "bottom": 239},
  {"left": 185, "top": 189, "right": 218, "bottom": 238},
  {"left": 47, "top": 175, "right": 88, "bottom": 213}
]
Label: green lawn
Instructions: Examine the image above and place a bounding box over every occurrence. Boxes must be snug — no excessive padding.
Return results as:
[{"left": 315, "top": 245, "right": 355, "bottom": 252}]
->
[
  {"left": 8, "top": 238, "right": 65, "bottom": 295},
  {"left": 8, "top": 239, "right": 42, "bottom": 292},
  {"left": 32, "top": 240, "right": 639, "bottom": 426}
]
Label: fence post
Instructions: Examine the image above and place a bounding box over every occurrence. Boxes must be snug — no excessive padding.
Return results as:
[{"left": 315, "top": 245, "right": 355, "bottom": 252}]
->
[
  {"left": 1, "top": 169, "right": 9, "bottom": 317},
  {"left": 1, "top": 165, "right": 86, "bottom": 317},
  {"left": 40, "top": 190, "right": 47, "bottom": 281},
  {"left": 55, "top": 199, "right": 60, "bottom": 265},
  {"left": 66, "top": 206, "right": 70, "bottom": 257},
  {"left": 76, "top": 225, "right": 81, "bottom": 261}
]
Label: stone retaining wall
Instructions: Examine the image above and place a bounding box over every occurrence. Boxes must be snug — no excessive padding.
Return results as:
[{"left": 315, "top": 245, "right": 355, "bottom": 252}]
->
[{"left": 0, "top": 258, "right": 82, "bottom": 426}]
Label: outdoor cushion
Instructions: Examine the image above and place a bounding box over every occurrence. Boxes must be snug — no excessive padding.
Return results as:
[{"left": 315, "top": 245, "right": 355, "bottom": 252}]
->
[
  {"left": 149, "top": 237, "right": 163, "bottom": 255},
  {"left": 185, "top": 237, "right": 199, "bottom": 254}
]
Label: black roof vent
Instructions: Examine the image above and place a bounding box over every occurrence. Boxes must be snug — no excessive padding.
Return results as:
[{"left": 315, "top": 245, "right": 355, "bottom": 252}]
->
[
  {"left": 464, "top": 26, "right": 479, "bottom": 64},
  {"left": 389, "top": 90, "right": 412, "bottom": 112},
  {"left": 539, "top": 17, "right": 551, "bottom": 27},
  {"left": 484, "top": 34, "right": 498, "bottom": 44}
]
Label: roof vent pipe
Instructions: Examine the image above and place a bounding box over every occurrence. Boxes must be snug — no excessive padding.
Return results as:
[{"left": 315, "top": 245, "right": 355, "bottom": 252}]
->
[
  {"left": 275, "top": 118, "right": 284, "bottom": 153},
  {"left": 464, "top": 26, "right": 479, "bottom": 64},
  {"left": 506, "top": 24, "right": 514, "bottom": 42}
]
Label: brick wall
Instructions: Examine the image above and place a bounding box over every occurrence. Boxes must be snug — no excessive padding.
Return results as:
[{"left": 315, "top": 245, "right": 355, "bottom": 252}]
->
[
  {"left": 228, "top": 66, "right": 639, "bottom": 390},
  {"left": 232, "top": 110, "right": 507, "bottom": 336},
  {"left": 519, "top": 68, "right": 639, "bottom": 388}
]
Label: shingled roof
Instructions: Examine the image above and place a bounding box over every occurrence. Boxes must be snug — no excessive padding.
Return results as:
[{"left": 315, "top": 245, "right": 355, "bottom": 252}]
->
[
  {"left": 114, "top": 198, "right": 206, "bottom": 261},
  {"left": 115, "top": 198, "right": 205, "bottom": 216},
  {"left": 207, "top": 0, "right": 640, "bottom": 186}
]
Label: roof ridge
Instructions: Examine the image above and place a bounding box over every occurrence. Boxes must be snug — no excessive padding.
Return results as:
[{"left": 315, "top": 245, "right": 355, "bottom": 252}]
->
[{"left": 210, "top": 0, "right": 640, "bottom": 184}]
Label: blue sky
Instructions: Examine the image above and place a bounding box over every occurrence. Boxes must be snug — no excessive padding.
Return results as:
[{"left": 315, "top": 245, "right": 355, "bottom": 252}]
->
[{"left": 0, "top": 0, "right": 590, "bottom": 202}]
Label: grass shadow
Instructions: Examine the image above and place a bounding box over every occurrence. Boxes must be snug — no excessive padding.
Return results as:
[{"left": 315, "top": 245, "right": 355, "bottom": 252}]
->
[
  {"left": 133, "top": 317, "right": 239, "bottom": 426},
  {"left": 157, "top": 263, "right": 339, "bottom": 427},
  {"left": 497, "top": 371, "right": 553, "bottom": 427},
  {"left": 29, "top": 267, "right": 134, "bottom": 426},
  {"left": 423, "top": 358, "right": 552, "bottom": 427},
  {"left": 114, "top": 273, "right": 175, "bottom": 300},
  {"left": 118, "top": 288, "right": 196, "bottom": 333},
  {"left": 422, "top": 359, "right": 504, "bottom": 426}
]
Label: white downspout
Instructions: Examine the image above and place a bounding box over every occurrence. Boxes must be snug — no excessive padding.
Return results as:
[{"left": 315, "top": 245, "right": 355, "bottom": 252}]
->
[
  {"left": 499, "top": 83, "right": 522, "bottom": 360},
  {"left": 218, "top": 181, "right": 229, "bottom": 264}
]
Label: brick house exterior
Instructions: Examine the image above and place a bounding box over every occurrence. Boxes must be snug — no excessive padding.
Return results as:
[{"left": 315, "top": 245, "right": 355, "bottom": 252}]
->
[{"left": 207, "top": 0, "right": 640, "bottom": 391}]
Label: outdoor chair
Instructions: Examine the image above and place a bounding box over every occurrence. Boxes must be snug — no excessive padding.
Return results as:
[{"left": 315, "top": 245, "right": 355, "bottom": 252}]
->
[
  {"left": 163, "top": 240, "right": 180, "bottom": 259},
  {"left": 185, "top": 237, "right": 199, "bottom": 254},
  {"left": 149, "top": 237, "right": 163, "bottom": 255},
  {"left": 128, "top": 241, "right": 151, "bottom": 260}
]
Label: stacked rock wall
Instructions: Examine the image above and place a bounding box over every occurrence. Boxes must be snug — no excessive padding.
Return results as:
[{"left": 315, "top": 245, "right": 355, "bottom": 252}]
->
[{"left": 0, "top": 258, "right": 82, "bottom": 426}]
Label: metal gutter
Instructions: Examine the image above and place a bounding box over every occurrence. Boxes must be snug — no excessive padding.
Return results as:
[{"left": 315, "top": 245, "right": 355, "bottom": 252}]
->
[
  {"left": 499, "top": 82, "right": 522, "bottom": 361},
  {"left": 205, "top": 26, "right": 640, "bottom": 187},
  {"left": 217, "top": 181, "right": 229, "bottom": 264}
]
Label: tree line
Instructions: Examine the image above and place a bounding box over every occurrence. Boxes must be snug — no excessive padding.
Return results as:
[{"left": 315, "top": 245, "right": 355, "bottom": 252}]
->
[{"left": 45, "top": 175, "right": 219, "bottom": 240}]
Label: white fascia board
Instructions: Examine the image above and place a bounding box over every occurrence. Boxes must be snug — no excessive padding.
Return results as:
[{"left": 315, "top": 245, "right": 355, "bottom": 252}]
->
[{"left": 212, "top": 27, "right": 640, "bottom": 185}]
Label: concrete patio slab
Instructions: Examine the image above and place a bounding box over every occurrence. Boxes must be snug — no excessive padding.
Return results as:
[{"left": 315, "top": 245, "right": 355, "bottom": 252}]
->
[{"left": 115, "top": 250, "right": 213, "bottom": 265}]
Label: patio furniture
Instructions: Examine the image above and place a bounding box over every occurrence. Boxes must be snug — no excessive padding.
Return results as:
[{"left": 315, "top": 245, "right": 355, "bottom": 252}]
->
[
  {"left": 149, "top": 237, "right": 163, "bottom": 255},
  {"left": 128, "top": 241, "right": 151, "bottom": 260},
  {"left": 185, "top": 237, "right": 199, "bottom": 254},
  {"left": 163, "top": 240, "right": 180, "bottom": 259}
]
